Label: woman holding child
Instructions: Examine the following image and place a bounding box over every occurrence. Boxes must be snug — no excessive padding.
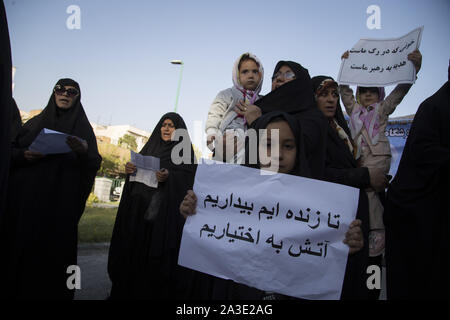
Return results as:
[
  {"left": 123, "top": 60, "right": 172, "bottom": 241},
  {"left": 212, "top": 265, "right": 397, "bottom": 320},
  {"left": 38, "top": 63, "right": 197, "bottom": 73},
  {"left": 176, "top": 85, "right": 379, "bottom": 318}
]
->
[{"left": 236, "top": 60, "right": 329, "bottom": 180}]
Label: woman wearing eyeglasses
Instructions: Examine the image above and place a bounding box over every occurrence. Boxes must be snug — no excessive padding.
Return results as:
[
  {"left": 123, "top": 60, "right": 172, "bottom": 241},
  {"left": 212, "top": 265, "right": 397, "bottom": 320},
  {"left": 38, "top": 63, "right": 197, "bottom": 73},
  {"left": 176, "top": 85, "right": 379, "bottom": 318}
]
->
[
  {"left": 2, "top": 78, "right": 101, "bottom": 299},
  {"left": 235, "top": 61, "right": 328, "bottom": 180}
]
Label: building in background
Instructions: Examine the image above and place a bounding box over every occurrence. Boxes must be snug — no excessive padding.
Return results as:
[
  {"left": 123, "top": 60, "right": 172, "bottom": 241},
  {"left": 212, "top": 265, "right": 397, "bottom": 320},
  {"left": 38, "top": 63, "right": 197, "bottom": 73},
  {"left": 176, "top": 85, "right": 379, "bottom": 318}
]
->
[
  {"left": 19, "top": 109, "right": 43, "bottom": 123},
  {"left": 90, "top": 123, "right": 150, "bottom": 151},
  {"left": 18, "top": 108, "right": 151, "bottom": 152}
]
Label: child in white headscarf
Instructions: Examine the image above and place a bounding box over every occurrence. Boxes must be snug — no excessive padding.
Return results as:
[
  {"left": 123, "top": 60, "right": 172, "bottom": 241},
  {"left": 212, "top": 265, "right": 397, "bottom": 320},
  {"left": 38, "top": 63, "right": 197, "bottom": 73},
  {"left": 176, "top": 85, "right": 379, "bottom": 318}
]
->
[
  {"left": 205, "top": 52, "right": 264, "bottom": 163},
  {"left": 339, "top": 49, "right": 422, "bottom": 257}
]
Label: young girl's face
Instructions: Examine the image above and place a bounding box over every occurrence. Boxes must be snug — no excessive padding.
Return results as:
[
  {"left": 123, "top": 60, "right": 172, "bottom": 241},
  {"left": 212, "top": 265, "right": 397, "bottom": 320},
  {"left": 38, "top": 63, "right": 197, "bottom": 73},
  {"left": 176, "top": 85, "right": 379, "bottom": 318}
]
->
[
  {"left": 260, "top": 120, "right": 297, "bottom": 174},
  {"left": 160, "top": 118, "right": 175, "bottom": 141},
  {"left": 359, "top": 87, "right": 379, "bottom": 107},
  {"left": 239, "top": 59, "right": 261, "bottom": 91}
]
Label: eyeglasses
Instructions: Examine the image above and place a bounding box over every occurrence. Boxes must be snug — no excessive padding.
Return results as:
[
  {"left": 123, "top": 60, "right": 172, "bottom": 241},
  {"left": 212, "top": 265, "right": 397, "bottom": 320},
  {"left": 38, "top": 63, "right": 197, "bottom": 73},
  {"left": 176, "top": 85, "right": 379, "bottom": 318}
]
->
[
  {"left": 54, "top": 85, "right": 79, "bottom": 97},
  {"left": 271, "top": 71, "right": 296, "bottom": 81}
]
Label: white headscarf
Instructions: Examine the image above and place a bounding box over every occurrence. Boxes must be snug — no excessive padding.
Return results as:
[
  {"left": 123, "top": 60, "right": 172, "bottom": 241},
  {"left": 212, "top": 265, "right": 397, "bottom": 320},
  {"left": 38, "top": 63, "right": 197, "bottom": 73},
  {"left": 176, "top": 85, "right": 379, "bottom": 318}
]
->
[{"left": 231, "top": 52, "right": 264, "bottom": 104}]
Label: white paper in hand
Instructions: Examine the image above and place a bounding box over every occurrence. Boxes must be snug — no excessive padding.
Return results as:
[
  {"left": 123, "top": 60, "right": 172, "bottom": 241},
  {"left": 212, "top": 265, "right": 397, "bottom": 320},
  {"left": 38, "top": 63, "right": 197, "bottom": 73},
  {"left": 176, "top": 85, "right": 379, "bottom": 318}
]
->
[
  {"left": 28, "top": 128, "right": 85, "bottom": 155},
  {"left": 129, "top": 151, "right": 160, "bottom": 188}
]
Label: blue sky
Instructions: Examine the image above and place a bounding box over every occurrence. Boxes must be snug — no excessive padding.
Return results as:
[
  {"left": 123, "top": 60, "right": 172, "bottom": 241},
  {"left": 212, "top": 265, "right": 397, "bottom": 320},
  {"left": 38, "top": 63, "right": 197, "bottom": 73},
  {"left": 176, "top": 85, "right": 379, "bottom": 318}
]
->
[{"left": 4, "top": 0, "right": 450, "bottom": 153}]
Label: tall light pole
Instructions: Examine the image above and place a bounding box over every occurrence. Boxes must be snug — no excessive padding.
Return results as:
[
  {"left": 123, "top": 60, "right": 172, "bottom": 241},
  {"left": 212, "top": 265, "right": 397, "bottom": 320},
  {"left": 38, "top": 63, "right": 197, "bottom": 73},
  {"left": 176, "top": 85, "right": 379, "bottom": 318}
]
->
[{"left": 170, "top": 60, "right": 184, "bottom": 113}]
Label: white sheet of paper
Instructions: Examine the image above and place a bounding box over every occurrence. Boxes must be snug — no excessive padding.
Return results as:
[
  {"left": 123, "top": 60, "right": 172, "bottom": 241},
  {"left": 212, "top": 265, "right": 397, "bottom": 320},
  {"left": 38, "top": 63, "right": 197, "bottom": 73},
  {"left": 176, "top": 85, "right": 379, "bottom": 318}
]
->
[
  {"left": 337, "top": 26, "right": 423, "bottom": 86},
  {"left": 28, "top": 128, "right": 82, "bottom": 155},
  {"left": 178, "top": 164, "right": 359, "bottom": 300},
  {"left": 129, "top": 167, "right": 158, "bottom": 188},
  {"left": 130, "top": 150, "right": 160, "bottom": 171}
]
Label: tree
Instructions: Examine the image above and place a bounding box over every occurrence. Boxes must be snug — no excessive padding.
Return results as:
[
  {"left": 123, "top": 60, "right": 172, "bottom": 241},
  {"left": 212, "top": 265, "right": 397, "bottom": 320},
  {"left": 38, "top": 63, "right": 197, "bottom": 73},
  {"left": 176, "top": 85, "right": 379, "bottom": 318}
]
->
[
  {"left": 192, "top": 144, "right": 202, "bottom": 162},
  {"left": 97, "top": 142, "right": 130, "bottom": 178},
  {"left": 118, "top": 134, "right": 137, "bottom": 151}
]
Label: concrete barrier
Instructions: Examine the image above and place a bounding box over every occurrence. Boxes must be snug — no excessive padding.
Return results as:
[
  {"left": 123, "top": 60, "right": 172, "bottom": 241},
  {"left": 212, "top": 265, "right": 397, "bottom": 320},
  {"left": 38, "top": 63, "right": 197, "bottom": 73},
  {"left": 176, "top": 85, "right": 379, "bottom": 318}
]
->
[{"left": 94, "top": 177, "right": 113, "bottom": 202}]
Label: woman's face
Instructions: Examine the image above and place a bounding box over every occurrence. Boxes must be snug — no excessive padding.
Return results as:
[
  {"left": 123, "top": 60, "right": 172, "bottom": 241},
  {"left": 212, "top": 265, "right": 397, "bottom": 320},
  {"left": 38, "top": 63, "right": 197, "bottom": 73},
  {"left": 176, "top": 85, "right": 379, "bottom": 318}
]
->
[
  {"left": 316, "top": 86, "right": 339, "bottom": 119},
  {"left": 54, "top": 85, "right": 79, "bottom": 109},
  {"left": 160, "top": 118, "right": 176, "bottom": 141},
  {"left": 260, "top": 120, "right": 297, "bottom": 174},
  {"left": 271, "top": 65, "right": 296, "bottom": 91}
]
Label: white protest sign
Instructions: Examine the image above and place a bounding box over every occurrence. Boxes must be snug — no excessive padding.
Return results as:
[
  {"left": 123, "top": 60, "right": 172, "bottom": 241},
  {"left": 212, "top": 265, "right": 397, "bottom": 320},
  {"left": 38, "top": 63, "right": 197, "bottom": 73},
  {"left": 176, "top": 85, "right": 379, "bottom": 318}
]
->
[
  {"left": 337, "top": 26, "right": 423, "bottom": 86},
  {"left": 178, "top": 163, "right": 359, "bottom": 300}
]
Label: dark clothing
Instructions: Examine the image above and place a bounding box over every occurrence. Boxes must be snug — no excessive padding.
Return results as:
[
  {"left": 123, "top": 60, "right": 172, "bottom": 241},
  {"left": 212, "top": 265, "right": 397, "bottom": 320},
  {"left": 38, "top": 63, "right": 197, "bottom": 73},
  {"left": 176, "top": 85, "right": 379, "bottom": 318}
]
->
[
  {"left": 312, "top": 75, "right": 370, "bottom": 300},
  {"left": 254, "top": 62, "right": 328, "bottom": 180},
  {"left": 321, "top": 120, "right": 370, "bottom": 300},
  {"left": 0, "top": 0, "right": 13, "bottom": 232},
  {"left": 108, "top": 112, "right": 197, "bottom": 299},
  {"left": 385, "top": 81, "right": 450, "bottom": 299},
  {"left": 181, "top": 112, "right": 318, "bottom": 300},
  {"left": 10, "top": 98, "right": 22, "bottom": 142},
  {"left": 3, "top": 79, "right": 101, "bottom": 299},
  {"left": 245, "top": 111, "right": 310, "bottom": 177}
]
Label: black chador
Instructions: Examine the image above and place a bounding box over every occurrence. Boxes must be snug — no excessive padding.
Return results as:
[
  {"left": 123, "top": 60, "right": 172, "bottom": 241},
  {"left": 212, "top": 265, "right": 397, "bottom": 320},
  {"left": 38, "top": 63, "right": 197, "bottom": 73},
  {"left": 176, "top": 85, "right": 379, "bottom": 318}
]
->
[
  {"left": 108, "top": 112, "right": 197, "bottom": 299},
  {"left": 4, "top": 79, "right": 101, "bottom": 299}
]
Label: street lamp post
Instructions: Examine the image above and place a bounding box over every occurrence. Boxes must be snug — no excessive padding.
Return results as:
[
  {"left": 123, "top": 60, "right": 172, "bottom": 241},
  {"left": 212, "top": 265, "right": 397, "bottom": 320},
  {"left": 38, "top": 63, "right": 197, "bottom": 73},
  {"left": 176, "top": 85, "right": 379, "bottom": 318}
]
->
[{"left": 170, "top": 60, "right": 184, "bottom": 113}]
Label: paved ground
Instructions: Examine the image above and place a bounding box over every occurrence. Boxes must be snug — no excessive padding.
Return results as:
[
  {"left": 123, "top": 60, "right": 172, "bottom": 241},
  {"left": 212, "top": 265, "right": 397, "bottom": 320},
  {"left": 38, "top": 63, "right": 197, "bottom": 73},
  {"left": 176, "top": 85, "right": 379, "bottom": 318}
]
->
[
  {"left": 74, "top": 243, "right": 111, "bottom": 300},
  {"left": 73, "top": 242, "right": 387, "bottom": 300}
]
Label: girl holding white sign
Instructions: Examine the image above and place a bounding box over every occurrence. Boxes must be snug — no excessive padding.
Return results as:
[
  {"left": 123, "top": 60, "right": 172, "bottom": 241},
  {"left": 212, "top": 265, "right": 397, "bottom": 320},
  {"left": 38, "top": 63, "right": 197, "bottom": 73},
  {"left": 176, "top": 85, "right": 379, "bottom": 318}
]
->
[{"left": 179, "top": 111, "right": 364, "bottom": 300}]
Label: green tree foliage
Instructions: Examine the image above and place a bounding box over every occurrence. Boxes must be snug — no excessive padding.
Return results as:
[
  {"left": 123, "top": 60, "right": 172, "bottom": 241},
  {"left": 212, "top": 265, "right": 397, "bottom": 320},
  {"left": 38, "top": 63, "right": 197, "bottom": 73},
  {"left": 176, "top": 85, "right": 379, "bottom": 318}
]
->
[
  {"left": 118, "top": 134, "right": 138, "bottom": 151},
  {"left": 97, "top": 142, "right": 130, "bottom": 179}
]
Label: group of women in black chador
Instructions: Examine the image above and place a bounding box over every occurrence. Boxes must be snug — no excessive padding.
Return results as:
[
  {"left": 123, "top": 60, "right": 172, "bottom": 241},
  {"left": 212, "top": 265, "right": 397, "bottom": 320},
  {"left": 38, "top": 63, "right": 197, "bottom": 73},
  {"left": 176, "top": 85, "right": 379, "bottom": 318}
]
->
[{"left": 1, "top": 2, "right": 448, "bottom": 298}]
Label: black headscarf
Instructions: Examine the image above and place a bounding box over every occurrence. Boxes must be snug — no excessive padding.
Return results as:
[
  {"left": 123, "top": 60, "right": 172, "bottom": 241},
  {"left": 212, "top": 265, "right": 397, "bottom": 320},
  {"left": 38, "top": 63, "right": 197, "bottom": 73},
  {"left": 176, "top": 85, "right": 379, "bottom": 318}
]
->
[
  {"left": 385, "top": 78, "right": 450, "bottom": 299},
  {"left": 140, "top": 112, "right": 197, "bottom": 256},
  {"left": 108, "top": 112, "right": 197, "bottom": 299},
  {"left": 15, "top": 78, "right": 90, "bottom": 147},
  {"left": 311, "top": 75, "right": 370, "bottom": 300},
  {"left": 3, "top": 79, "right": 101, "bottom": 299},
  {"left": 0, "top": 1, "right": 13, "bottom": 232},
  {"left": 12, "top": 78, "right": 101, "bottom": 211},
  {"left": 311, "top": 75, "right": 352, "bottom": 138},
  {"left": 253, "top": 61, "right": 328, "bottom": 179},
  {"left": 139, "top": 112, "right": 193, "bottom": 166},
  {"left": 217, "top": 111, "right": 312, "bottom": 300},
  {"left": 247, "top": 111, "right": 310, "bottom": 177},
  {"left": 310, "top": 75, "right": 367, "bottom": 187},
  {"left": 10, "top": 98, "right": 22, "bottom": 142},
  {"left": 255, "top": 61, "right": 315, "bottom": 115}
]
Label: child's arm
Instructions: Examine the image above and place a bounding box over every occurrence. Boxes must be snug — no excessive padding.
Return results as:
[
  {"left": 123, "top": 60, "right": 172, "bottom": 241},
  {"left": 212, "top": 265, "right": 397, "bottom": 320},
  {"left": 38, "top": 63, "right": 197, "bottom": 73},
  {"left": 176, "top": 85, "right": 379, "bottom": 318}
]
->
[
  {"left": 339, "top": 84, "right": 357, "bottom": 114},
  {"left": 205, "top": 90, "right": 230, "bottom": 138},
  {"left": 381, "top": 83, "right": 413, "bottom": 116},
  {"left": 382, "top": 50, "right": 422, "bottom": 116},
  {"left": 338, "top": 51, "right": 357, "bottom": 114}
]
